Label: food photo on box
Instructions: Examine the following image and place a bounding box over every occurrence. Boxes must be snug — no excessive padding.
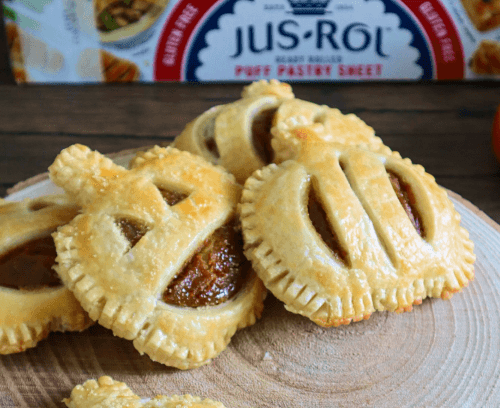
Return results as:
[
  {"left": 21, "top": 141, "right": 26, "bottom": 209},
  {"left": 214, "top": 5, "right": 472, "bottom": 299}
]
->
[{"left": 2, "top": 0, "right": 500, "bottom": 83}]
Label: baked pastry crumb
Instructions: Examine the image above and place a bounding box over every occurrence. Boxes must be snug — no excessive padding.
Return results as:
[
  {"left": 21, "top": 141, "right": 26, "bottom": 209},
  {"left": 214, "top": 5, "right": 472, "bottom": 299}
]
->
[{"left": 63, "top": 376, "right": 226, "bottom": 407}]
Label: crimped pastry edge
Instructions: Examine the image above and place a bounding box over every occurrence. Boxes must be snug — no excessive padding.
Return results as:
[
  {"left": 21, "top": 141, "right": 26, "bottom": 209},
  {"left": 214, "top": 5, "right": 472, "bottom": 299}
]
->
[
  {"left": 0, "top": 195, "right": 92, "bottom": 354},
  {"left": 0, "top": 287, "right": 93, "bottom": 354},
  {"left": 133, "top": 272, "right": 266, "bottom": 370},
  {"left": 240, "top": 155, "right": 475, "bottom": 327},
  {"left": 54, "top": 224, "right": 266, "bottom": 369}
]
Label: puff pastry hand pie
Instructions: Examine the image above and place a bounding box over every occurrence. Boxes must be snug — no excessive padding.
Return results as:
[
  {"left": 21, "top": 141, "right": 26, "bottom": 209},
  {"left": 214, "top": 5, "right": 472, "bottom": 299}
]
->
[
  {"left": 173, "top": 80, "right": 294, "bottom": 184},
  {"left": 0, "top": 195, "right": 92, "bottom": 354},
  {"left": 49, "top": 144, "right": 265, "bottom": 369},
  {"left": 460, "top": 0, "right": 500, "bottom": 31},
  {"left": 64, "top": 376, "right": 226, "bottom": 408},
  {"left": 240, "top": 141, "right": 475, "bottom": 327}
]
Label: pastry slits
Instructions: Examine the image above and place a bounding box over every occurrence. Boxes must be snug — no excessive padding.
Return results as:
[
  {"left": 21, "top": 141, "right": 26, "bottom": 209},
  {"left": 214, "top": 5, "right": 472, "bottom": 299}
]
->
[
  {"left": 307, "top": 178, "right": 349, "bottom": 267},
  {"left": 387, "top": 170, "right": 424, "bottom": 238},
  {"left": 116, "top": 218, "right": 149, "bottom": 248},
  {"left": 338, "top": 159, "right": 396, "bottom": 268},
  {"left": 251, "top": 107, "right": 277, "bottom": 165},
  {"left": 203, "top": 115, "right": 220, "bottom": 159},
  {"left": 157, "top": 187, "right": 188, "bottom": 206}
]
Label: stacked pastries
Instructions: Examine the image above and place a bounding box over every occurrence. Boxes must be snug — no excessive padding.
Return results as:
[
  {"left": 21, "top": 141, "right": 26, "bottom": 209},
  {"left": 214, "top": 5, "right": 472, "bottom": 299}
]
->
[{"left": 1, "top": 82, "right": 474, "bottom": 380}]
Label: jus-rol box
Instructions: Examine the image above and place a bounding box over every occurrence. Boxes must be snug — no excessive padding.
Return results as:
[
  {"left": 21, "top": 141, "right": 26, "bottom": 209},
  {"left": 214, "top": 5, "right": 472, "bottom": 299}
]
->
[{"left": 3, "top": 0, "right": 500, "bottom": 83}]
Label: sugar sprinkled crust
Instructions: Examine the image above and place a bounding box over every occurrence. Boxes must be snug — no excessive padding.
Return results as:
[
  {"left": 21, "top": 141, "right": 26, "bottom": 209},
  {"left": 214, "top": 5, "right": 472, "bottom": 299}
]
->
[
  {"left": 50, "top": 144, "right": 266, "bottom": 369},
  {"left": 63, "top": 376, "right": 226, "bottom": 408},
  {"left": 0, "top": 195, "right": 92, "bottom": 354},
  {"left": 240, "top": 141, "right": 475, "bottom": 327},
  {"left": 270, "top": 99, "right": 395, "bottom": 163}
]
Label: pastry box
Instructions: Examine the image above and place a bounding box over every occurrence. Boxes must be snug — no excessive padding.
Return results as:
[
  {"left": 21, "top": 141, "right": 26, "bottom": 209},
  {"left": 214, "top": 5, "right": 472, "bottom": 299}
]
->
[{"left": 3, "top": 0, "right": 500, "bottom": 83}]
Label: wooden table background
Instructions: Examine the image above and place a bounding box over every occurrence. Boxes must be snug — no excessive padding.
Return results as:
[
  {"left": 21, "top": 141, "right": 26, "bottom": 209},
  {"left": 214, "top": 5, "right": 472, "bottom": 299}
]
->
[{"left": 1, "top": 6, "right": 500, "bottom": 407}]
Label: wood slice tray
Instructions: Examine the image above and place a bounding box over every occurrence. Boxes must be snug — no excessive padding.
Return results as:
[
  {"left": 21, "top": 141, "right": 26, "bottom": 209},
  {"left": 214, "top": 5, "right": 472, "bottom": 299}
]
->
[{"left": 1, "top": 147, "right": 500, "bottom": 407}]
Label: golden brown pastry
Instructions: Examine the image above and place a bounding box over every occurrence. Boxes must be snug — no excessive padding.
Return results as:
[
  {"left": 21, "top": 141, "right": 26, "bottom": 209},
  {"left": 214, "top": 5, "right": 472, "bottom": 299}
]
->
[
  {"left": 173, "top": 80, "right": 295, "bottom": 184},
  {"left": 174, "top": 81, "right": 394, "bottom": 184},
  {"left": 94, "top": 0, "right": 169, "bottom": 42},
  {"left": 0, "top": 195, "right": 92, "bottom": 354},
  {"left": 100, "top": 50, "right": 140, "bottom": 82},
  {"left": 64, "top": 376, "right": 226, "bottom": 408},
  {"left": 240, "top": 140, "right": 475, "bottom": 327},
  {"left": 270, "top": 99, "right": 395, "bottom": 163},
  {"left": 241, "top": 79, "right": 294, "bottom": 99},
  {"left": 470, "top": 40, "right": 500, "bottom": 75},
  {"left": 460, "top": 0, "right": 500, "bottom": 31},
  {"left": 49, "top": 144, "right": 265, "bottom": 369}
]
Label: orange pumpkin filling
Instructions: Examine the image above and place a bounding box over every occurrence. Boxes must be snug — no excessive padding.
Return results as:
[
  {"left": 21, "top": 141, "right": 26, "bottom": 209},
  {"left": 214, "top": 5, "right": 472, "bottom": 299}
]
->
[
  {"left": 388, "top": 171, "right": 424, "bottom": 237},
  {"left": 308, "top": 183, "right": 349, "bottom": 266},
  {"left": 158, "top": 187, "right": 188, "bottom": 206},
  {"left": 163, "top": 220, "right": 249, "bottom": 308},
  {"left": 0, "top": 236, "right": 62, "bottom": 290},
  {"left": 252, "top": 108, "right": 277, "bottom": 165}
]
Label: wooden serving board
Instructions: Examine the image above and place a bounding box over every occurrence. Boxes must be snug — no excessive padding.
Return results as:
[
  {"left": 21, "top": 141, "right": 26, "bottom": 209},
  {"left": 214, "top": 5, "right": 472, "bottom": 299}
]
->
[{"left": 1, "top": 148, "right": 500, "bottom": 407}]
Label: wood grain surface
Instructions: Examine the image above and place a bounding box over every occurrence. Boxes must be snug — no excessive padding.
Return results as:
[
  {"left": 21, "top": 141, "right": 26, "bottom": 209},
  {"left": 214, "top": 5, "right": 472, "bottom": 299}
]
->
[{"left": 1, "top": 151, "right": 500, "bottom": 407}]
